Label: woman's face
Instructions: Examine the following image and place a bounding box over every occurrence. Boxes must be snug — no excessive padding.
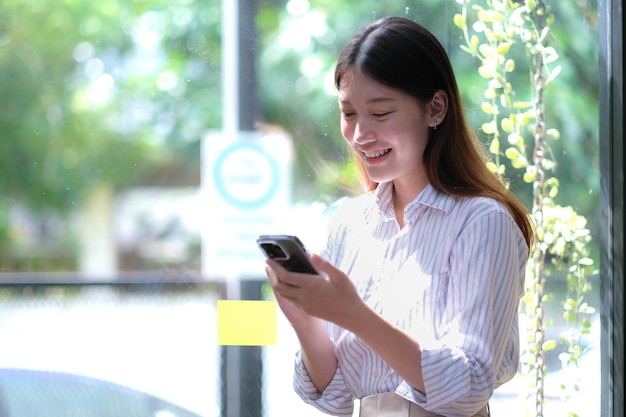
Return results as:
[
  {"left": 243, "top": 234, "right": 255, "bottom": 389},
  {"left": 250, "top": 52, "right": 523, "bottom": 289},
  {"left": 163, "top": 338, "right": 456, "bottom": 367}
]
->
[{"left": 338, "top": 69, "right": 433, "bottom": 189}]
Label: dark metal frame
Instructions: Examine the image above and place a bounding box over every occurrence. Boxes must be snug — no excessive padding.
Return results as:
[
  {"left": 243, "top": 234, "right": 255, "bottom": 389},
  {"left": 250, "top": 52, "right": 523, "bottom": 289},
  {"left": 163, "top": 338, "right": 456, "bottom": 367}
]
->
[{"left": 599, "top": 1, "right": 624, "bottom": 417}]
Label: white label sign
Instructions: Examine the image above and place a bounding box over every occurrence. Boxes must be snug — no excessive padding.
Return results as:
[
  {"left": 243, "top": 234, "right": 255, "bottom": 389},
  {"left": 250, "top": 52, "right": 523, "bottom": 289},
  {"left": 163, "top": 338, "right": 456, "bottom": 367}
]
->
[{"left": 201, "top": 131, "right": 292, "bottom": 279}]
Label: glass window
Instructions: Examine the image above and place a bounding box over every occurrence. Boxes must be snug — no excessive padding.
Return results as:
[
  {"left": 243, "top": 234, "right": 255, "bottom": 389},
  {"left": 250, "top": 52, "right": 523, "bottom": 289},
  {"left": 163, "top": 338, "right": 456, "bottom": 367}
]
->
[{"left": 0, "top": 1, "right": 606, "bottom": 416}]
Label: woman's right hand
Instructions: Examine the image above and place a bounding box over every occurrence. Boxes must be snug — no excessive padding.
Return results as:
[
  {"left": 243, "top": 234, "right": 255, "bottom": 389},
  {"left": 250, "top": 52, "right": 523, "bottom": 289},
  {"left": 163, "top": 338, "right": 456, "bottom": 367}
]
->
[
  {"left": 264, "top": 262, "right": 318, "bottom": 327},
  {"left": 265, "top": 257, "right": 340, "bottom": 393}
]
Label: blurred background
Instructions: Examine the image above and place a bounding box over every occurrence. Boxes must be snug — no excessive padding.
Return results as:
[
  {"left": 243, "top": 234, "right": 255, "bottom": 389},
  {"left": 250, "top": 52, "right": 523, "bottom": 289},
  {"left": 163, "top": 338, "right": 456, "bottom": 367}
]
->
[{"left": 0, "top": 0, "right": 601, "bottom": 416}]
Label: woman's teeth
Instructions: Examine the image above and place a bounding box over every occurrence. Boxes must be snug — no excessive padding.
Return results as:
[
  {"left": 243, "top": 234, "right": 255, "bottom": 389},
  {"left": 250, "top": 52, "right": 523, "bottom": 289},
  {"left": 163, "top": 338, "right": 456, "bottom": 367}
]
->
[{"left": 364, "top": 149, "right": 390, "bottom": 158}]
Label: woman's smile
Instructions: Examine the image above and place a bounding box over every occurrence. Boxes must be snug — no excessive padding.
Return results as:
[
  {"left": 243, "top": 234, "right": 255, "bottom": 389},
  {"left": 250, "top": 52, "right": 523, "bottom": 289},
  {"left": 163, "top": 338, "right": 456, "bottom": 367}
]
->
[{"left": 363, "top": 148, "right": 392, "bottom": 160}]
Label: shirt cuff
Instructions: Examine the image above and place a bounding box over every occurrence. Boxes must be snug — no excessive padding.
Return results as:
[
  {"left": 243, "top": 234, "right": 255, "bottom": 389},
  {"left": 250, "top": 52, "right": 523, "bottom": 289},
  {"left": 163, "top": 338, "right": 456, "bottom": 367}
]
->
[{"left": 293, "top": 352, "right": 356, "bottom": 416}]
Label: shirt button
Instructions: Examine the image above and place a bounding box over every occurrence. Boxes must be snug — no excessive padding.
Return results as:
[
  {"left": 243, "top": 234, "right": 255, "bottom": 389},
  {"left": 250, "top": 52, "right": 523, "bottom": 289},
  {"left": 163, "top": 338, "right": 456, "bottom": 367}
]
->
[{"left": 373, "top": 370, "right": 380, "bottom": 378}]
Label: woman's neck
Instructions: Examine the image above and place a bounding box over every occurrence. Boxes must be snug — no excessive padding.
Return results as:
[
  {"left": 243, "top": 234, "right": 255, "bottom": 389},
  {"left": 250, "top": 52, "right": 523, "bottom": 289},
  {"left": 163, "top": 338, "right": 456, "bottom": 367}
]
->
[{"left": 392, "top": 179, "right": 428, "bottom": 228}]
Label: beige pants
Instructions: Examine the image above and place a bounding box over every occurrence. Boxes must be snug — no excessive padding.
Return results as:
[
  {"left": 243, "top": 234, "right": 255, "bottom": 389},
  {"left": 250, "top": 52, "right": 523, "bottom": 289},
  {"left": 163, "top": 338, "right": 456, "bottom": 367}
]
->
[{"left": 359, "top": 392, "right": 490, "bottom": 417}]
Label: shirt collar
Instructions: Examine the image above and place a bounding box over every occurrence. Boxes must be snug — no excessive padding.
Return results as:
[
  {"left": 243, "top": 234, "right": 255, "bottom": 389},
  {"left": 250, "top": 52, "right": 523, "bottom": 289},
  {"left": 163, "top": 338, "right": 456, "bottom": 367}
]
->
[{"left": 374, "top": 181, "right": 455, "bottom": 216}]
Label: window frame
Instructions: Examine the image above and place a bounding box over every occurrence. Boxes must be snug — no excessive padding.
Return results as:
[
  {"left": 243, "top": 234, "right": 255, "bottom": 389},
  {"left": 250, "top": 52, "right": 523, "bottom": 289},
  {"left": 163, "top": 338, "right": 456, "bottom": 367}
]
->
[{"left": 598, "top": 1, "right": 624, "bottom": 417}]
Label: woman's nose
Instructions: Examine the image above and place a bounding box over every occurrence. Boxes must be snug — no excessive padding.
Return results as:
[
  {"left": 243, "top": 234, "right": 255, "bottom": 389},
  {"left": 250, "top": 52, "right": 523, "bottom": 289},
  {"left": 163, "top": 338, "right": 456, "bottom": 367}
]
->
[{"left": 353, "top": 119, "right": 376, "bottom": 144}]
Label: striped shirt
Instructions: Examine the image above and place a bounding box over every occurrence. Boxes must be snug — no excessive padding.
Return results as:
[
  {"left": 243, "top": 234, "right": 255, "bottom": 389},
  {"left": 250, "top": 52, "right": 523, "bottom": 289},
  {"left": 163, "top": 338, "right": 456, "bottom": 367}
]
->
[{"left": 293, "top": 182, "right": 528, "bottom": 417}]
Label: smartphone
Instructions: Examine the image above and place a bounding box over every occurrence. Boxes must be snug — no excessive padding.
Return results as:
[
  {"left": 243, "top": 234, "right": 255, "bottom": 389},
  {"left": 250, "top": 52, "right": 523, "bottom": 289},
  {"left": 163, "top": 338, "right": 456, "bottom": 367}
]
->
[{"left": 256, "top": 234, "right": 318, "bottom": 274}]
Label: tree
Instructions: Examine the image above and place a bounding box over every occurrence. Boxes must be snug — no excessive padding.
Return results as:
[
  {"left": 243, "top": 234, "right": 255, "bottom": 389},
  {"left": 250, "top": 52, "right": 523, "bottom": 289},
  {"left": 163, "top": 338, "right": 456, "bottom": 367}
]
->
[{"left": 0, "top": 0, "right": 221, "bottom": 268}]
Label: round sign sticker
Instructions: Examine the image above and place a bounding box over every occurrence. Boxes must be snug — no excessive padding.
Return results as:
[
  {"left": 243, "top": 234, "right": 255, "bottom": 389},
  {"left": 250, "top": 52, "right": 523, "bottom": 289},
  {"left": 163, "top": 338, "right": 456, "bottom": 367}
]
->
[{"left": 213, "top": 142, "right": 280, "bottom": 209}]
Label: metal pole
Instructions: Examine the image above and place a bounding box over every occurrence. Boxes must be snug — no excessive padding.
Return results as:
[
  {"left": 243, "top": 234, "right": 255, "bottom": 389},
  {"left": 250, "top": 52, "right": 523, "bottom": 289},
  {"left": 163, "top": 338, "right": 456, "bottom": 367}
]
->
[
  {"left": 221, "top": 1, "right": 239, "bottom": 415},
  {"left": 220, "top": 1, "right": 262, "bottom": 417},
  {"left": 237, "top": 0, "right": 263, "bottom": 413},
  {"left": 222, "top": 0, "right": 238, "bottom": 136}
]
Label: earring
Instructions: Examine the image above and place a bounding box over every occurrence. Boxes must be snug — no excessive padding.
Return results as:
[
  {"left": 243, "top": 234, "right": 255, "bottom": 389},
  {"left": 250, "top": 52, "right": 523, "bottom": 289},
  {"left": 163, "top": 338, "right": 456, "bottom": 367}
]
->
[{"left": 433, "top": 118, "right": 440, "bottom": 130}]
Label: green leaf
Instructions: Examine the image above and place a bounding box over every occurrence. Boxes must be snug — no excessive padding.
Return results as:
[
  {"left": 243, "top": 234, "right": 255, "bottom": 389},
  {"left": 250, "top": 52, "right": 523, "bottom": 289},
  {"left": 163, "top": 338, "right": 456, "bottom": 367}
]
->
[
  {"left": 512, "top": 157, "right": 528, "bottom": 169},
  {"left": 549, "top": 186, "right": 559, "bottom": 198},
  {"left": 482, "top": 121, "right": 497, "bottom": 134},
  {"left": 470, "top": 34, "right": 480, "bottom": 50},
  {"left": 489, "top": 137, "right": 500, "bottom": 153},
  {"left": 563, "top": 310, "right": 577, "bottom": 323},
  {"left": 481, "top": 102, "right": 495, "bottom": 114},
  {"left": 484, "top": 88, "right": 497, "bottom": 99},
  {"left": 486, "top": 161, "right": 498, "bottom": 174},
  {"left": 523, "top": 166, "right": 537, "bottom": 183},
  {"left": 460, "top": 45, "right": 474, "bottom": 55},
  {"left": 453, "top": 13, "right": 466, "bottom": 29},
  {"left": 501, "top": 118, "right": 515, "bottom": 133},
  {"left": 547, "top": 128, "right": 561, "bottom": 139},
  {"left": 543, "top": 340, "right": 557, "bottom": 351},
  {"left": 505, "top": 147, "right": 520, "bottom": 160},
  {"left": 564, "top": 299, "right": 577, "bottom": 310},
  {"left": 496, "top": 42, "right": 513, "bottom": 54},
  {"left": 504, "top": 58, "right": 516, "bottom": 72},
  {"left": 507, "top": 132, "right": 523, "bottom": 145}
]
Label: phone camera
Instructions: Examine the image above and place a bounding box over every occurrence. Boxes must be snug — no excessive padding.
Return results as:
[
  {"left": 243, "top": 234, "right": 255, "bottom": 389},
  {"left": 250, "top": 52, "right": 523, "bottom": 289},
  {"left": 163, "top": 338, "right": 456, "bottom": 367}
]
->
[{"left": 260, "top": 243, "right": 288, "bottom": 260}]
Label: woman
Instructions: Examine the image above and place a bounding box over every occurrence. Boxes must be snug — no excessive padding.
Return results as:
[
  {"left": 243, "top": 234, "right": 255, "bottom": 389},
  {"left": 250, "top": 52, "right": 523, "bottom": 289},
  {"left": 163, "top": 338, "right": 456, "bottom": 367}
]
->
[{"left": 265, "top": 16, "right": 535, "bottom": 417}]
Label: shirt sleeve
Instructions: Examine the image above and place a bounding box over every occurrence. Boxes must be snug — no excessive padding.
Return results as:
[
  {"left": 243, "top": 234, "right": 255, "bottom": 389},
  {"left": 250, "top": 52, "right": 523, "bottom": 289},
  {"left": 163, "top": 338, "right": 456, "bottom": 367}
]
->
[
  {"left": 399, "top": 209, "right": 527, "bottom": 416},
  {"left": 293, "top": 350, "right": 356, "bottom": 416}
]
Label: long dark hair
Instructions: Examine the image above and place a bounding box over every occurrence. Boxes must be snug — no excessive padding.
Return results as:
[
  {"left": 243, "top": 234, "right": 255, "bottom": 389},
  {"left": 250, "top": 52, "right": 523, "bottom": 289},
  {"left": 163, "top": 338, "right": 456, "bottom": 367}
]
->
[{"left": 335, "top": 16, "right": 535, "bottom": 250}]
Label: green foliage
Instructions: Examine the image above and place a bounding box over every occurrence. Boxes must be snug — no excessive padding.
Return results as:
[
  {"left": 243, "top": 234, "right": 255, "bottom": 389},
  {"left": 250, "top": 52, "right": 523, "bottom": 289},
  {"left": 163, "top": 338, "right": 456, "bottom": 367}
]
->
[
  {"left": 0, "top": 0, "right": 221, "bottom": 260},
  {"left": 1, "top": 0, "right": 223, "bottom": 193},
  {"left": 454, "top": 0, "right": 597, "bottom": 414},
  {"left": 1, "top": 0, "right": 601, "bottom": 350}
]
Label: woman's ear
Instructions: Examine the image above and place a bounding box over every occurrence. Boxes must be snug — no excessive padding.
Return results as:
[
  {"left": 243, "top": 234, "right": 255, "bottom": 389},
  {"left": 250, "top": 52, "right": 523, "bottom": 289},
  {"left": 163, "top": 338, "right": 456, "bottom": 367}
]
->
[{"left": 427, "top": 90, "right": 448, "bottom": 128}]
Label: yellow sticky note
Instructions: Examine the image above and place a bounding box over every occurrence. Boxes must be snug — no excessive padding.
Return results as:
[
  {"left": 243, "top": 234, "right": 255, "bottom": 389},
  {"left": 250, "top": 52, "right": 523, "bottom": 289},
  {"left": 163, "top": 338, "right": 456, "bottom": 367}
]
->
[{"left": 217, "top": 300, "right": 278, "bottom": 346}]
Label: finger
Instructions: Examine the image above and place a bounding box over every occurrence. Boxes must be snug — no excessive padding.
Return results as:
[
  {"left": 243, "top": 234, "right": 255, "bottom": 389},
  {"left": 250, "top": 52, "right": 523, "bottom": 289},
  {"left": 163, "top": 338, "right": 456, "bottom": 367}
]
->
[
  {"left": 265, "top": 265, "right": 279, "bottom": 285},
  {"left": 265, "top": 264, "right": 302, "bottom": 299},
  {"left": 265, "top": 259, "right": 290, "bottom": 284},
  {"left": 310, "top": 254, "right": 335, "bottom": 277},
  {"left": 265, "top": 258, "right": 288, "bottom": 276},
  {"left": 266, "top": 258, "right": 316, "bottom": 287}
]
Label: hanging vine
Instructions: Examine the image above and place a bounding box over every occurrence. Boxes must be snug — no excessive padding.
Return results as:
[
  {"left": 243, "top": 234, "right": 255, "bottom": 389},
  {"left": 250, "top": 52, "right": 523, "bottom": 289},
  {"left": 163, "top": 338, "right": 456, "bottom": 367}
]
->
[{"left": 454, "top": 1, "right": 596, "bottom": 416}]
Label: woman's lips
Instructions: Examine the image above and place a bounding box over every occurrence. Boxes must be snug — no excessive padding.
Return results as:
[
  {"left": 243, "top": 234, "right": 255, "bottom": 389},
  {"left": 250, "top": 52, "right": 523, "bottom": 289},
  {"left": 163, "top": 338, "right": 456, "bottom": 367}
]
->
[{"left": 363, "top": 148, "right": 391, "bottom": 160}]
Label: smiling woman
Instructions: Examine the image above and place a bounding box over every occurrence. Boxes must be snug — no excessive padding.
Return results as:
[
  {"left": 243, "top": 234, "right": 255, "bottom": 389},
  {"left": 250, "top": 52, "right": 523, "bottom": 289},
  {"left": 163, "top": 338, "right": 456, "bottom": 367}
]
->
[{"left": 263, "top": 16, "right": 534, "bottom": 417}]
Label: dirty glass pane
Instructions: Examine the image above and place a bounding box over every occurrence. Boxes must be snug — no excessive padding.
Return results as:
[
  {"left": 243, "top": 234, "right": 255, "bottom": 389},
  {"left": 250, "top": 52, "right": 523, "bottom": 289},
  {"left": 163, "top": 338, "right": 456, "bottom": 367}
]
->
[{"left": 0, "top": 1, "right": 601, "bottom": 416}]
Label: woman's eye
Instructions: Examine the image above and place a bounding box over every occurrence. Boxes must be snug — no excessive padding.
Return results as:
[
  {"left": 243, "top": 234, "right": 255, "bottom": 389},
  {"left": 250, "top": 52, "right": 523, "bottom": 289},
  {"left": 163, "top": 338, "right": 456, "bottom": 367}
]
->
[{"left": 373, "top": 112, "right": 391, "bottom": 118}]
